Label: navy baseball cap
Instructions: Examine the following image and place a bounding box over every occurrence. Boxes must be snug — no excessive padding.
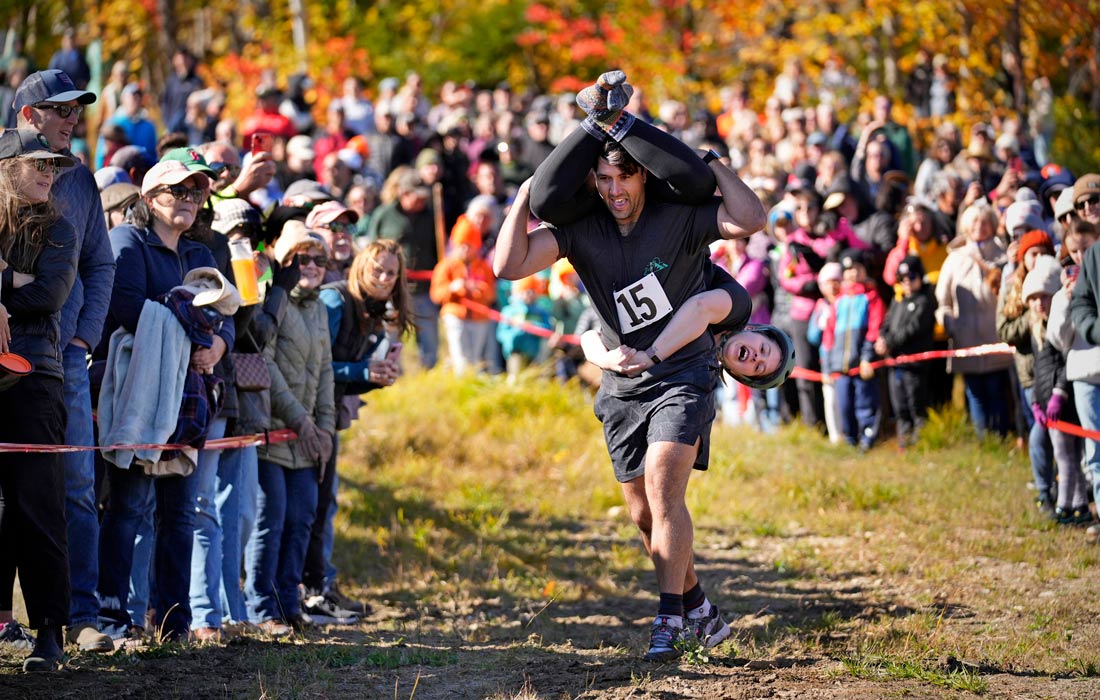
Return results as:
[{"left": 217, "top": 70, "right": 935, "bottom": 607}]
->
[{"left": 13, "top": 69, "right": 96, "bottom": 113}]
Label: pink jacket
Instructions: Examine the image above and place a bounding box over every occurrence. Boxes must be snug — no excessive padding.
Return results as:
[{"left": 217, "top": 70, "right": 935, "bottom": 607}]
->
[{"left": 778, "top": 218, "right": 869, "bottom": 322}]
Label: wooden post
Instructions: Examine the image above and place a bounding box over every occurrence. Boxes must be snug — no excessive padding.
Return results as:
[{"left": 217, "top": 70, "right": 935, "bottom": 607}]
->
[{"left": 432, "top": 182, "right": 446, "bottom": 264}]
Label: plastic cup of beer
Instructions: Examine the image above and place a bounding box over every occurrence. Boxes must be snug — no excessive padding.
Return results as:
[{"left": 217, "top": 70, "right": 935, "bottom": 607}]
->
[{"left": 229, "top": 239, "right": 260, "bottom": 306}]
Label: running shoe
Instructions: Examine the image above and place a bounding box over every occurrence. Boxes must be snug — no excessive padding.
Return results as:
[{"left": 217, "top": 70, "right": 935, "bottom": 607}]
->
[
  {"left": 644, "top": 615, "right": 689, "bottom": 662},
  {"left": 0, "top": 620, "right": 36, "bottom": 651},
  {"left": 687, "top": 604, "right": 732, "bottom": 648},
  {"left": 302, "top": 591, "right": 360, "bottom": 624}
]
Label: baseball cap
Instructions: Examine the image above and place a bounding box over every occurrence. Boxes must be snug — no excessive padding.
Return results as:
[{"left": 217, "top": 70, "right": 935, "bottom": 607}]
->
[
  {"left": 283, "top": 179, "right": 333, "bottom": 205},
  {"left": 896, "top": 255, "right": 925, "bottom": 281},
  {"left": 1072, "top": 173, "right": 1100, "bottom": 204},
  {"left": 13, "top": 69, "right": 96, "bottom": 113},
  {"left": 94, "top": 165, "right": 132, "bottom": 191},
  {"left": 160, "top": 146, "right": 217, "bottom": 179},
  {"left": 212, "top": 197, "right": 262, "bottom": 235},
  {"left": 286, "top": 135, "right": 315, "bottom": 161},
  {"left": 109, "top": 145, "right": 154, "bottom": 172},
  {"left": 305, "top": 200, "right": 359, "bottom": 229},
  {"left": 396, "top": 170, "right": 430, "bottom": 198},
  {"left": 0, "top": 128, "right": 75, "bottom": 167},
  {"left": 140, "top": 159, "right": 211, "bottom": 197},
  {"left": 100, "top": 183, "right": 141, "bottom": 214}
]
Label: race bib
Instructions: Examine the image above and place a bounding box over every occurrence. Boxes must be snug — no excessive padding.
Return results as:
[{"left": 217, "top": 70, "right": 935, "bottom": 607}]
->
[{"left": 615, "top": 272, "right": 673, "bottom": 334}]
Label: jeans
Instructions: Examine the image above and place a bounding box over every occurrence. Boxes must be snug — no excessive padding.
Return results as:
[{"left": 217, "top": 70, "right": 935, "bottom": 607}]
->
[
  {"left": 226, "top": 445, "right": 258, "bottom": 623},
  {"left": 889, "top": 366, "right": 928, "bottom": 440},
  {"left": 99, "top": 465, "right": 198, "bottom": 640},
  {"left": 1022, "top": 386, "right": 1055, "bottom": 503},
  {"left": 411, "top": 292, "right": 440, "bottom": 370},
  {"left": 303, "top": 434, "right": 339, "bottom": 595},
  {"left": 189, "top": 418, "right": 227, "bottom": 630},
  {"left": 244, "top": 461, "right": 318, "bottom": 623},
  {"left": 1074, "top": 382, "right": 1100, "bottom": 505},
  {"left": 62, "top": 343, "right": 100, "bottom": 626},
  {"left": 125, "top": 488, "right": 155, "bottom": 634},
  {"left": 834, "top": 374, "right": 880, "bottom": 447},
  {"left": 963, "top": 371, "right": 1010, "bottom": 437}
]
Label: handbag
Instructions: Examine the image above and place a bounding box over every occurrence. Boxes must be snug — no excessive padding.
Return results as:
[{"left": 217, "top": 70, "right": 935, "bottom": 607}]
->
[{"left": 231, "top": 351, "right": 271, "bottom": 392}]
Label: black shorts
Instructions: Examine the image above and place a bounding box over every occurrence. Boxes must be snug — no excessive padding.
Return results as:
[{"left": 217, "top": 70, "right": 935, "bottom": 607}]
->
[{"left": 593, "top": 365, "right": 718, "bottom": 483}]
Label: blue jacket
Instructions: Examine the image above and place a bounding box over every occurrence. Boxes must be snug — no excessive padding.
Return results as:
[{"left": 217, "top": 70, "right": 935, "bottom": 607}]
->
[
  {"left": 100, "top": 224, "right": 234, "bottom": 358},
  {"left": 54, "top": 160, "right": 114, "bottom": 351},
  {"left": 1, "top": 217, "right": 78, "bottom": 380},
  {"left": 823, "top": 281, "right": 885, "bottom": 374}
]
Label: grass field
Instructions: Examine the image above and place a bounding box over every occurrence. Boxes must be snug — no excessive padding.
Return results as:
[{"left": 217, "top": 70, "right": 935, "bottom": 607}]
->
[{"left": 3, "top": 367, "right": 1099, "bottom": 699}]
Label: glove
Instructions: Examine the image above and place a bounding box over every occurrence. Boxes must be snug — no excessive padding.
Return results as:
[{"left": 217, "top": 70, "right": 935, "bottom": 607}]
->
[
  {"left": 576, "top": 70, "right": 634, "bottom": 114},
  {"left": 289, "top": 414, "right": 323, "bottom": 462},
  {"left": 1030, "top": 403, "right": 1047, "bottom": 428},
  {"left": 271, "top": 254, "right": 301, "bottom": 292},
  {"left": 577, "top": 71, "right": 636, "bottom": 142},
  {"left": 1046, "top": 393, "right": 1065, "bottom": 423}
]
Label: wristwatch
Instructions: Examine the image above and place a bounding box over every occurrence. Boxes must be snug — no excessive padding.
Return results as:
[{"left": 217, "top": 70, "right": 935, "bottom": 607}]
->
[
  {"left": 702, "top": 149, "right": 721, "bottom": 164},
  {"left": 647, "top": 347, "right": 662, "bottom": 365}
]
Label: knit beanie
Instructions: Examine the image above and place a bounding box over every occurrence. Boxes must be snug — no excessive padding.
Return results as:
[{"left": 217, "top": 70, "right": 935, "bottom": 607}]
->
[
  {"left": 1021, "top": 255, "right": 1061, "bottom": 300},
  {"left": 1016, "top": 230, "right": 1053, "bottom": 264}
]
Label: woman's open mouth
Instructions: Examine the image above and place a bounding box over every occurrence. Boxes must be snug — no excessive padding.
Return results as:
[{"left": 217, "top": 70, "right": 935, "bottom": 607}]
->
[{"left": 738, "top": 345, "right": 749, "bottom": 362}]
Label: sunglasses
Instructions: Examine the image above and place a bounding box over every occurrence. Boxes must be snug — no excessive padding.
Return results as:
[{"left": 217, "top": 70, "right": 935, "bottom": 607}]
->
[
  {"left": 33, "top": 103, "right": 84, "bottom": 119},
  {"left": 1075, "top": 195, "right": 1100, "bottom": 211},
  {"left": 324, "top": 220, "right": 356, "bottom": 235},
  {"left": 154, "top": 184, "right": 206, "bottom": 204},
  {"left": 297, "top": 253, "right": 329, "bottom": 268},
  {"left": 208, "top": 162, "right": 242, "bottom": 178},
  {"left": 32, "top": 159, "right": 64, "bottom": 175}
]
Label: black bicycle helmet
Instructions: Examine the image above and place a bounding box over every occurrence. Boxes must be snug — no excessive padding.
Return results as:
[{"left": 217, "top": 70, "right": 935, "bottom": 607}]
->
[{"left": 719, "top": 323, "right": 796, "bottom": 390}]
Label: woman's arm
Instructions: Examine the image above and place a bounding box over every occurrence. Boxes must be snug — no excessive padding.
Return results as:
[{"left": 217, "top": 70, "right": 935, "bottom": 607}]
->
[
  {"left": 713, "top": 159, "right": 767, "bottom": 240},
  {"left": 620, "top": 289, "right": 733, "bottom": 376}
]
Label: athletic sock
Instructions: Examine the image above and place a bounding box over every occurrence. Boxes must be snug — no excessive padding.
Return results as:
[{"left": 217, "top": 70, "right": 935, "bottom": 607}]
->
[
  {"left": 683, "top": 582, "right": 706, "bottom": 615},
  {"left": 658, "top": 592, "right": 684, "bottom": 619}
]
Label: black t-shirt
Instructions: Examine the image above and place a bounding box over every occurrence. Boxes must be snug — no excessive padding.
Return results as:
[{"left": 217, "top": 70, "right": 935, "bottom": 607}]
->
[{"left": 552, "top": 198, "right": 722, "bottom": 396}]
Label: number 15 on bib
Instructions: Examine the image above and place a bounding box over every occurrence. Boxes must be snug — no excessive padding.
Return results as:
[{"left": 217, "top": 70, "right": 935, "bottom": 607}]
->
[{"left": 615, "top": 273, "right": 673, "bottom": 334}]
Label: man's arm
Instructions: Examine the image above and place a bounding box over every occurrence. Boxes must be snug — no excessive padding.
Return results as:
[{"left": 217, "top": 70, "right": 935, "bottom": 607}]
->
[
  {"left": 492, "top": 179, "right": 561, "bottom": 280},
  {"left": 712, "top": 159, "right": 766, "bottom": 240}
]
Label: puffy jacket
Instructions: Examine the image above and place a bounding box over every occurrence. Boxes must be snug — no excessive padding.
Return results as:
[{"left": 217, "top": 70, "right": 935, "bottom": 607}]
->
[
  {"left": 1032, "top": 337, "right": 1078, "bottom": 425},
  {"left": 934, "top": 237, "right": 1012, "bottom": 375},
  {"left": 1, "top": 216, "right": 78, "bottom": 380},
  {"left": 778, "top": 218, "right": 868, "bottom": 322},
  {"left": 1049, "top": 286, "right": 1100, "bottom": 384},
  {"left": 879, "top": 286, "right": 936, "bottom": 359},
  {"left": 996, "top": 274, "right": 1036, "bottom": 387},
  {"left": 257, "top": 285, "right": 335, "bottom": 469},
  {"left": 823, "top": 280, "right": 885, "bottom": 373},
  {"left": 430, "top": 255, "right": 496, "bottom": 321}
]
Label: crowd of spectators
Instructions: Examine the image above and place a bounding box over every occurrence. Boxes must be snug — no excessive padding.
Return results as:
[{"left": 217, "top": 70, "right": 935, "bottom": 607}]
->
[{"left": 2, "top": 37, "right": 1100, "bottom": 672}]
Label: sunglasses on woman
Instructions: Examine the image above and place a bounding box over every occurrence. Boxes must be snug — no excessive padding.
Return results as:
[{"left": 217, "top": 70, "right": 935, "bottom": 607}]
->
[
  {"left": 33, "top": 103, "right": 84, "bottom": 119},
  {"left": 31, "top": 160, "right": 65, "bottom": 175},
  {"left": 297, "top": 254, "right": 329, "bottom": 268},
  {"left": 154, "top": 184, "right": 206, "bottom": 204}
]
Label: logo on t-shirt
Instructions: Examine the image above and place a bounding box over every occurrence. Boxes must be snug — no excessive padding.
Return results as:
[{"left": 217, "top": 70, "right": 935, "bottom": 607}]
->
[{"left": 644, "top": 257, "right": 669, "bottom": 276}]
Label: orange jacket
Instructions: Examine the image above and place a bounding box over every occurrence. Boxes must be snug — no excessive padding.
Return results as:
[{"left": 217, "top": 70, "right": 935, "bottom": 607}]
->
[{"left": 430, "top": 255, "right": 496, "bottom": 321}]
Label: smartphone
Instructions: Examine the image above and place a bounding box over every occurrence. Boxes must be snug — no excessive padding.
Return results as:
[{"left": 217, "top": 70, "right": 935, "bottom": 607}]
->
[
  {"left": 251, "top": 132, "right": 273, "bottom": 155},
  {"left": 1009, "top": 157, "right": 1023, "bottom": 174},
  {"left": 386, "top": 342, "right": 403, "bottom": 363}
]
